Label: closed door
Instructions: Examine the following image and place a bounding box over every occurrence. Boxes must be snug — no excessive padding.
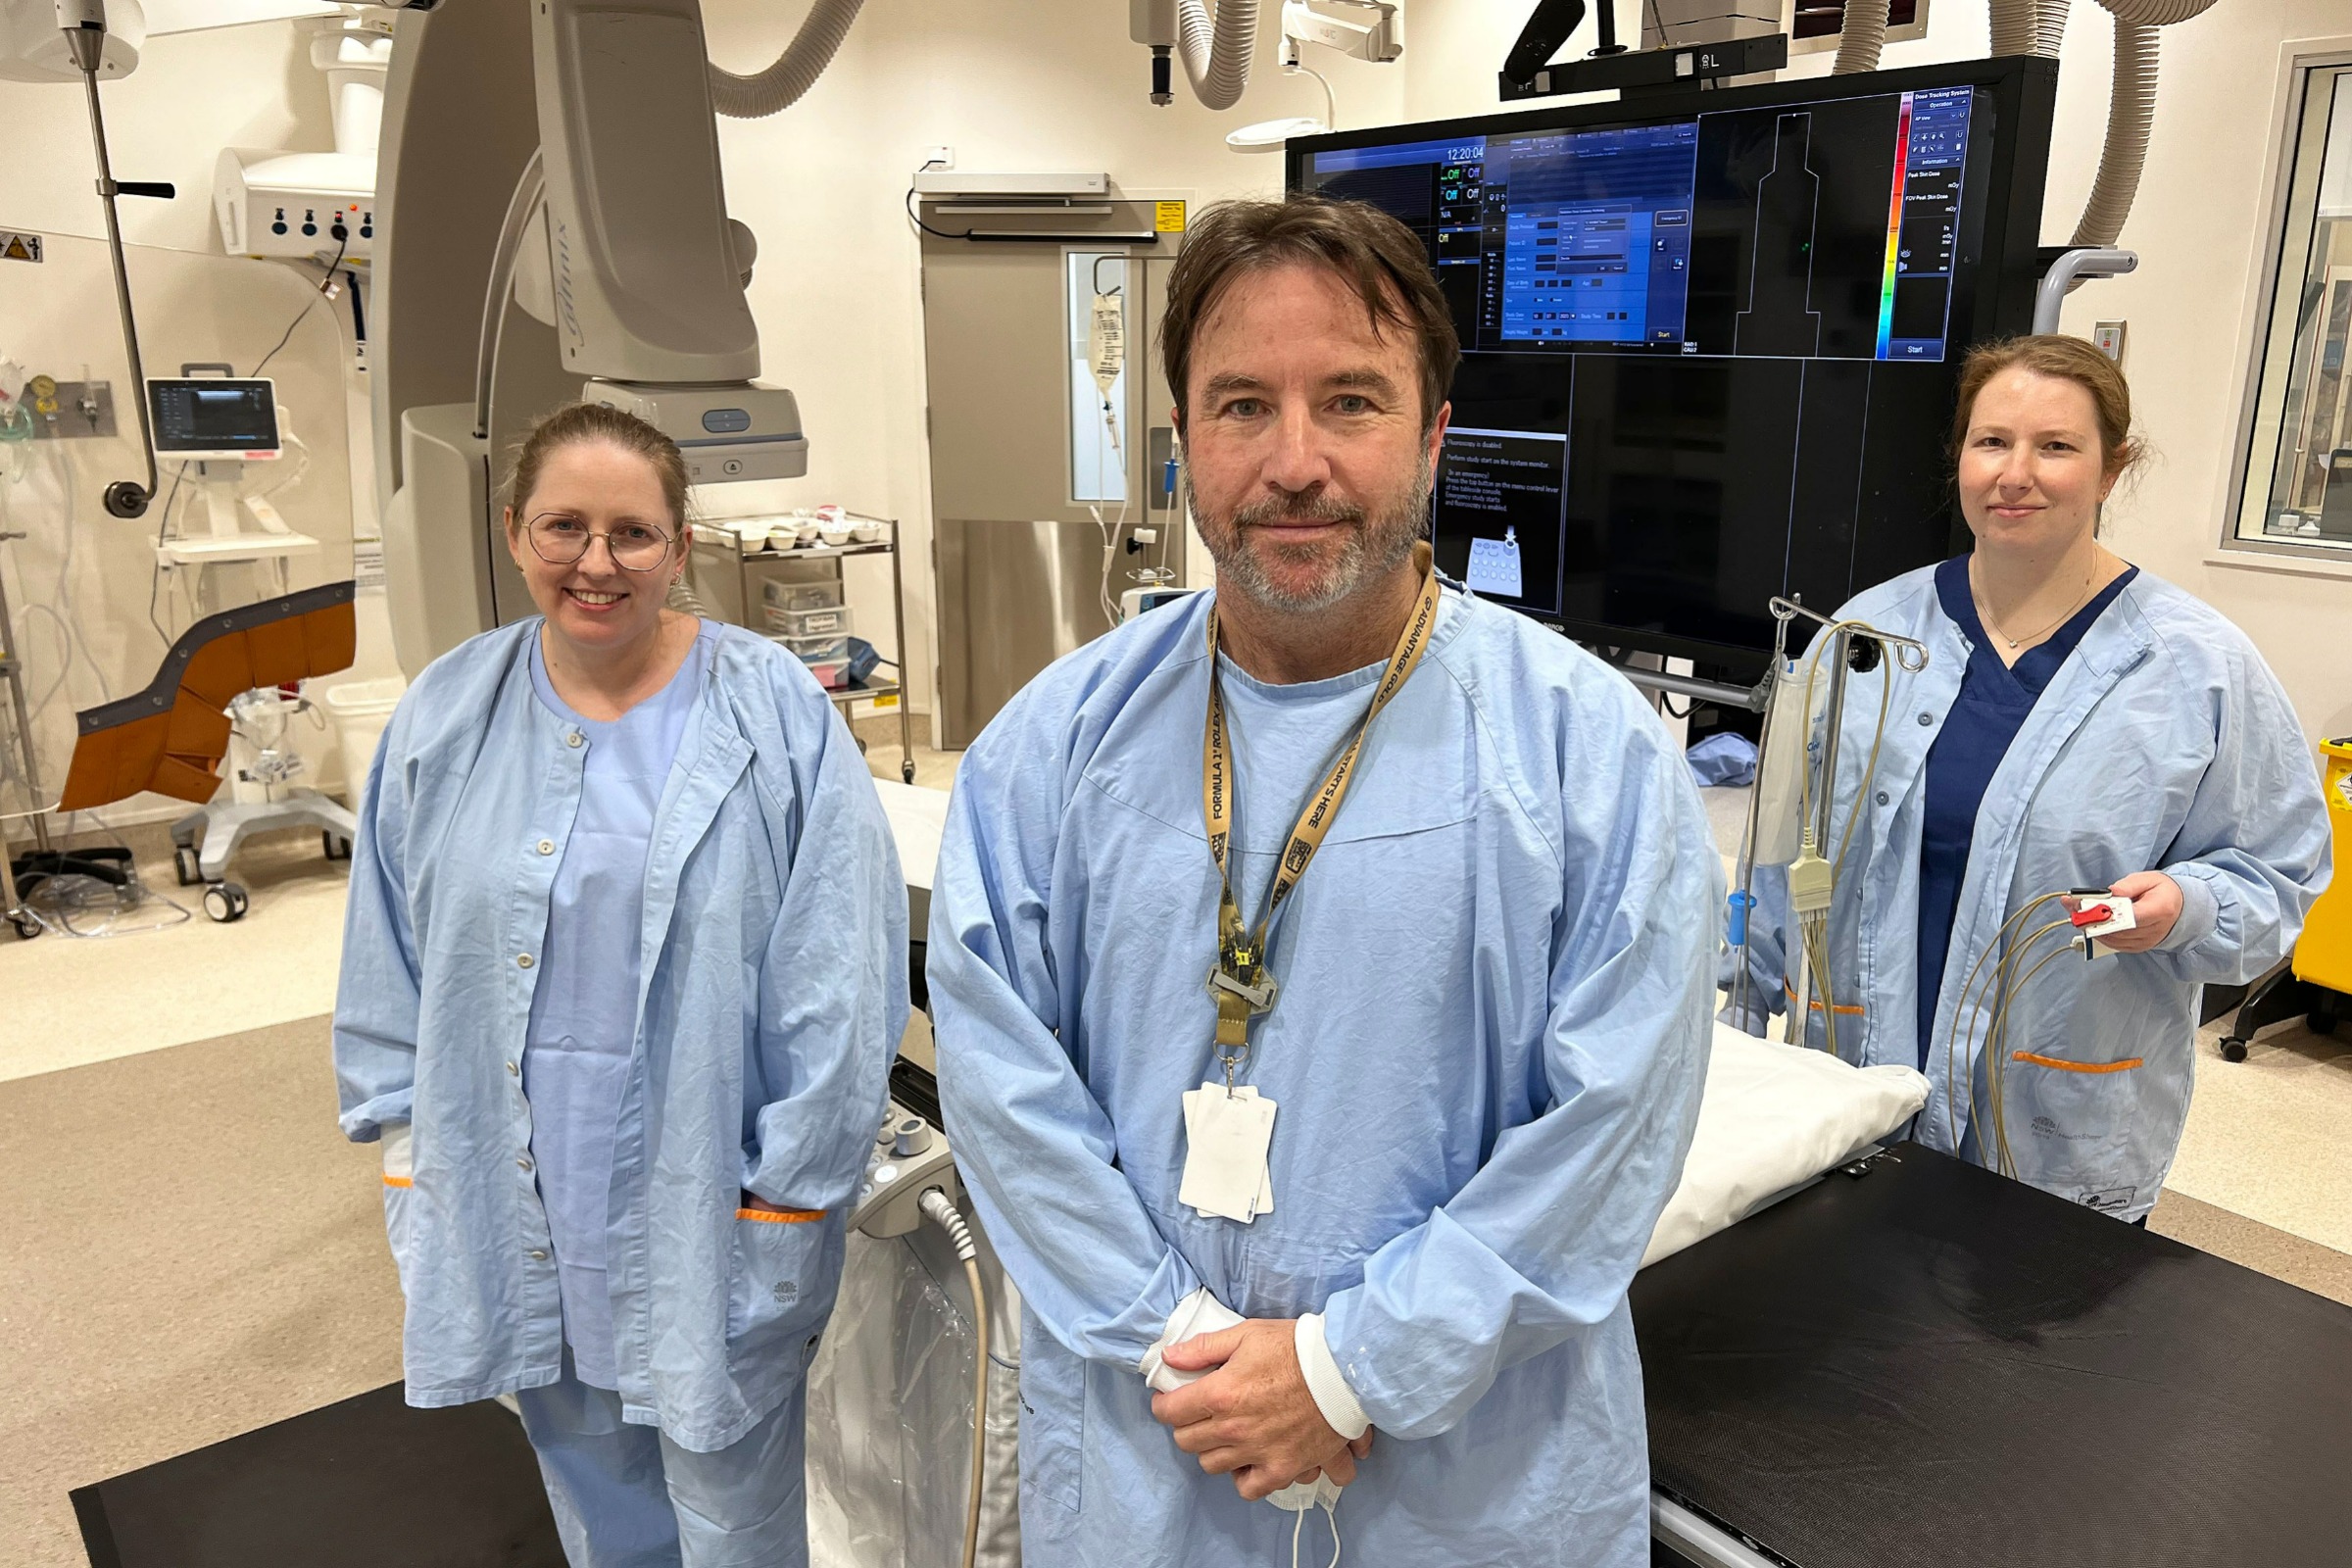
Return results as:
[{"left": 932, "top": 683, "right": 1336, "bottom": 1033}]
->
[{"left": 920, "top": 201, "right": 1186, "bottom": 746}]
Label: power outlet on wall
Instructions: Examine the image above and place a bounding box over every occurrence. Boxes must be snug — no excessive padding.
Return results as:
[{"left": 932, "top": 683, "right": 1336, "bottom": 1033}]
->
[{"left": 922, "top": 145, "right": 955, "bottom": 172}]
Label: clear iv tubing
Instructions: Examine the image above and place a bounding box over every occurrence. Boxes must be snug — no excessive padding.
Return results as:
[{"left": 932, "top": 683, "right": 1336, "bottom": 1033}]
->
[{"left": 1090, "top": 415, "right": 1131, "bottom": 627}]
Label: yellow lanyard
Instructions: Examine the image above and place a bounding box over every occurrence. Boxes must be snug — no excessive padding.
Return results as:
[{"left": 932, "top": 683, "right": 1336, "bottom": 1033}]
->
[{"left": 1200, "top": 542, "right": 1442, "bottom": 1081}]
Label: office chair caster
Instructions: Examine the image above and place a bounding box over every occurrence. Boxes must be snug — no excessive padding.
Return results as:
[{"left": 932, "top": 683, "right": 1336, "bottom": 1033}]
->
[
  {"left": 202, "top": 881, "right": 250, "bottom": 923},
  {"left": 2219, "top": 1036, "right": 2249, "bottom": 1063}
]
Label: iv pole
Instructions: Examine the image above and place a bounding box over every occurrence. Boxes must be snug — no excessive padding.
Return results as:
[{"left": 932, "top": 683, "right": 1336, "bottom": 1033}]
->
[{"left": 1728, "top": 596, "right": 1930, "bottom": 1040}]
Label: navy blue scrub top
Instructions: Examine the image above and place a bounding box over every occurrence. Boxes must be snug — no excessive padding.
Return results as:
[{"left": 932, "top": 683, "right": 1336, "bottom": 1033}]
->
[{"left": 1914, "top": 556, "right": 2137, "bottom": 1068}]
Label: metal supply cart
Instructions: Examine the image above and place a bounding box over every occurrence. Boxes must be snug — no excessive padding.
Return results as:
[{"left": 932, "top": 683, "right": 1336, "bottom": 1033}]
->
[{"left": 688, "top": 514, "right": 917, "bottom": 784}]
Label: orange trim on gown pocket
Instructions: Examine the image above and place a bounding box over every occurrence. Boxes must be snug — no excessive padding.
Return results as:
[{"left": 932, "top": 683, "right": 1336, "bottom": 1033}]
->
[
  {"left": 1783, "top": 982, "right": 1866, "bottom": 1016},
  {"left": 381, "top": 1174, "right": 413, "bottom": 1188},
  {"left": 2009, "top": 1051, "right": 2144, "bottom": 1074},
  {"left": 737, "top": 1206, "right": 825, "bottom": 1224}
]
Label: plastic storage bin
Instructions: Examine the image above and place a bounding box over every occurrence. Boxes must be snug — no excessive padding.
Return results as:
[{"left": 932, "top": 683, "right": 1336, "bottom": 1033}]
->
[
  {"left": 760, "top": 578, "right": 845, "bottom": 613},
  {"left": 777, "top": 630, "right": 851, "bottom": 664},
  {"left": 762, "top": 602, "right": 853, "bottom": 638},
  {"left": 320, "top": 677, "right": 408, "bottom": 813}
]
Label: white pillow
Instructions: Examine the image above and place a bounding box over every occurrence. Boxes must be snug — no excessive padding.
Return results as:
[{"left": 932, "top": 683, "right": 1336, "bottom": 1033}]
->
[{"left": 1641, "top": 1023, "right": 1930, "bottom": 1269}]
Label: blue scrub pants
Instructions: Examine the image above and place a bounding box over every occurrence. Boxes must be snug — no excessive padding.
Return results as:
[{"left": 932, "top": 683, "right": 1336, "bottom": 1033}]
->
[{"left": 514, "top": 1358, "right": 808, "bottom": 1568}]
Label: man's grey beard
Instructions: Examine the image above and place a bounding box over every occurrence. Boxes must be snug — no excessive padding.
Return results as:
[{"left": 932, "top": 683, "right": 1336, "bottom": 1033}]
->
[{"left": 1189, "top": 456, "right": 1434, "bottom": 615}]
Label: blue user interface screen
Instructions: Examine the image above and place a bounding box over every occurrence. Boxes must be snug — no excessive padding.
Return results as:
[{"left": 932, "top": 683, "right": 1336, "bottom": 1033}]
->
[
  {"left": 1297, "top": 82, "right": 2003, "bottom": 662},
  {"left": 149, "top": 379, "right": 279, "bottom": 453}
]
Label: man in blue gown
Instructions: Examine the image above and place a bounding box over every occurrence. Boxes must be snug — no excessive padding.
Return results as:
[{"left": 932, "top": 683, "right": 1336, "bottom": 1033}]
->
[{"left": 928, "top": 197, "right": 1721, "bottom": 1566}]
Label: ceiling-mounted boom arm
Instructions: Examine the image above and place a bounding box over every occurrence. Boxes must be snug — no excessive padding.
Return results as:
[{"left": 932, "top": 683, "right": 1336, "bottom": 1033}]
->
[
  {"left": 54, "top": 0, "right": 172, "bottom": 517},
  {"left": 1502, "top": 0, "right": 1588, "bottom": 89},
  {"left": 1284, "top": 0, "right": 1399, "bottom": 64}
]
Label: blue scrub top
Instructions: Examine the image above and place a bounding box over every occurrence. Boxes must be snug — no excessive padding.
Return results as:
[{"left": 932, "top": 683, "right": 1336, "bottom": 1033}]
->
[
  {"left": 1914, "top": 558, "right": 2135, "bottom": 1066},
  {"left": 525, "top": 622, "right": 712, "bottom": 1389}
]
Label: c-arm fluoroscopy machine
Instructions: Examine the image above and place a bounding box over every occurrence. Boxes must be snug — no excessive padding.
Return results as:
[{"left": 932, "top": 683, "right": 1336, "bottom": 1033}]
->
[{"left": 366, "top": 0, "right": 826, "bottom": 679}]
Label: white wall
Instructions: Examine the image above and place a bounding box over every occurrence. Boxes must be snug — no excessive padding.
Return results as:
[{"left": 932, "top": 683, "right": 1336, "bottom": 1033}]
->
[
  {"left": 9, "top": 0, "right": 2346, "bottom": 816},
  {"left": 700, "top": 0, "right": 1404, "bottom": 722},
  {"left": 0, "top": 21, "right": 375, "bottom": 825},
  {"left": 1397, "top": 1, "right": 2352, "bottom": 743},
  {"left": 6, "top": 21, "right": 332, "bottom": 250}
]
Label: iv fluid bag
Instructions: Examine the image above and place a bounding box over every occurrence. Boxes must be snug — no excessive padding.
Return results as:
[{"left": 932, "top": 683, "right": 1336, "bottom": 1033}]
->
[
  {"left": 1089, "top": 294, "right": 1124, "bottom": 403},
  {"left": 1752, "top": 657, "right": 1827, "bottom": 867}
]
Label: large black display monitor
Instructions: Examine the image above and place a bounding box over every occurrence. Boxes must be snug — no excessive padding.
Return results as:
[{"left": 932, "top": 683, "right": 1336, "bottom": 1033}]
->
[{"left": 1290, "top": 58, "right": 2057, "bottom": 674}]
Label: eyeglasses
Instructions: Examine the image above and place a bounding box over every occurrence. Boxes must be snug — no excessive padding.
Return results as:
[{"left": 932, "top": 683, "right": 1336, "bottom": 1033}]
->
[{"left": 524, "top": 514, "right": 677, "bottom": 572}]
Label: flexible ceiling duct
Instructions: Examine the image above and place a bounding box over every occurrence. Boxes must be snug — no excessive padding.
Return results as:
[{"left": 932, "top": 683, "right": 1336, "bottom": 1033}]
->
[
  {"left": 709, "top": 0, "right": 865, "bottom": 119},
  {"left": 1177, "top": 0, "right": 1257, "bottom": 110}
]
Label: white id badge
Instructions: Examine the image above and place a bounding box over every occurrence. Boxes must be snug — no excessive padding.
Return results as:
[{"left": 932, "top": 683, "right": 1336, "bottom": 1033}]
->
[
  {"left": 1228, "top": 1086, "right": 1276, "bottom": 1217},
  {"left": 1179, "top": 1082, "right": 1278, "bottom": 1223}
]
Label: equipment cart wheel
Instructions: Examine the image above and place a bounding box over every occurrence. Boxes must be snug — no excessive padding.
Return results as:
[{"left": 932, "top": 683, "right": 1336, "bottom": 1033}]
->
[
  {"left": 10, "top": 911, "right": 40, "bottom": 940},
  {"left": 901, "top": 760, "right": 916, "bottom": 784},
  {"left": 322, "top": 831, "right": 353, "bottom": 862},
  {"left": 202, "top": 882, "right": 250, "bottom": 923},
  {"left": 173, "top": 844, "right": 202, "bottom": 886},
  {"left": 2219, "top": 1036, "right": 2250, "bottom": 1063}
]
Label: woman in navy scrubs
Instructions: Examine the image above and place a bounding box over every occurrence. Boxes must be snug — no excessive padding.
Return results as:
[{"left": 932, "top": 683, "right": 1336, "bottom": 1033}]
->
[{"left": 1732, "top": 335, "right": 2329, "bottom": 1220}]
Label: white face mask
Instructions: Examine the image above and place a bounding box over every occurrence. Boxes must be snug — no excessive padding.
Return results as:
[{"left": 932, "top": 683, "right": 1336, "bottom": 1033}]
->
[{"left": 1267, "top": 1473, "right": 1342, "bottom": 1568}]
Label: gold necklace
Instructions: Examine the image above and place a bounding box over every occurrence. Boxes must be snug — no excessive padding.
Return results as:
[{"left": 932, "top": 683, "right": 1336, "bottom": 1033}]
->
[{"left": 1972, "top": 554, "right": 2100, "bottom": 653}]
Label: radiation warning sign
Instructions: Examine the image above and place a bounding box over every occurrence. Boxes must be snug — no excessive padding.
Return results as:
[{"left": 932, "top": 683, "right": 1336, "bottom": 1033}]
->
[{"left": 0, "top": 231, "right": 42, "bottom": 264}]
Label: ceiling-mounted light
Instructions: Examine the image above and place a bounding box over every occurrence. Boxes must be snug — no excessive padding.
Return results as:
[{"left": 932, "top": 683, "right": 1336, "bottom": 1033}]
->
[{"left": 1225, "top": 114, "right": 1327, "bottom": 152}]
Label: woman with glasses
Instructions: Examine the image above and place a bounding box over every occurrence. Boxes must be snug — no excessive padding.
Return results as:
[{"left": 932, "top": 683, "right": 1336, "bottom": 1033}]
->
[{"left": 332, "top": 403, "right": 906, "bottom": 1566}]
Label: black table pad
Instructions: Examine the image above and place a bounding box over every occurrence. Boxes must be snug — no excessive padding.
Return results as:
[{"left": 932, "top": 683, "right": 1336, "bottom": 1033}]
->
[
  {"left": 1633, "top": 1142, "right": 2352, "bottom": 1568},
  {"left": 72, "top": 1382, "right": 564, "bottom": 1568}
]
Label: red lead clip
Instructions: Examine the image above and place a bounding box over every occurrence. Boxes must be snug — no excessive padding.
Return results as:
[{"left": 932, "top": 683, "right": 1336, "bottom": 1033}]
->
[{"left": 2070, "top": 903, "right": 2113, "bottom": 928}]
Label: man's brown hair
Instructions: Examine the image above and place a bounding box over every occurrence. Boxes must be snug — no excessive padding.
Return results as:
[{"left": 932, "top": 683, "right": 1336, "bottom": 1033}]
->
[{"left": 1158, "top": 197, "right": 1460, "bottom": 433}]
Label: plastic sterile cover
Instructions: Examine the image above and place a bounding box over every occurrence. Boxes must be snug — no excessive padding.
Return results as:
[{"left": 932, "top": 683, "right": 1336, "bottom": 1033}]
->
[{"left": 806, "top": 1230, "right": 1021, "bottom": 1568}]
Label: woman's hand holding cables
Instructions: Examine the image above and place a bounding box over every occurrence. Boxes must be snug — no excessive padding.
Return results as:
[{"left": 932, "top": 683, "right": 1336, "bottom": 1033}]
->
[{"left": 2064, "top": 870, "right": 2182, "bottom": 953}]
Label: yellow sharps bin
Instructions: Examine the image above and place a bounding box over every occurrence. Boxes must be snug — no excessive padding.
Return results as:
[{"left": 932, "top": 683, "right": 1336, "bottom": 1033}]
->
[
  {"left": 2220, "top": 736, "right": 2352, "bottom": 1059},
  {"left": 2300, "top": 738, "right": 2352, "bottom": 991}
]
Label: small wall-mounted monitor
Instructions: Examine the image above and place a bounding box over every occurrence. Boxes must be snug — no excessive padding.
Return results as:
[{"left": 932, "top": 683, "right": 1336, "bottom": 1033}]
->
[
  {"left": 148, "top": 378, "right": 280, "bottom": 461},
  {"left": 1291, "top": 57, "right": 2058, "bottom": 676}
]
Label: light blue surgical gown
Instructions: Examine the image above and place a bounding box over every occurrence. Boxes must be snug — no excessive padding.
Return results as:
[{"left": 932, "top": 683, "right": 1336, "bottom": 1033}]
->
[
  {"left": 1727, "top": 565, "right": 2331, "bottom": 1220},
  {"left": 333, "top": 617, "right": 906, "bottom": 1452},
  {"left": 929, "top": 587, "right": 1720, "bottom": 1567}
]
